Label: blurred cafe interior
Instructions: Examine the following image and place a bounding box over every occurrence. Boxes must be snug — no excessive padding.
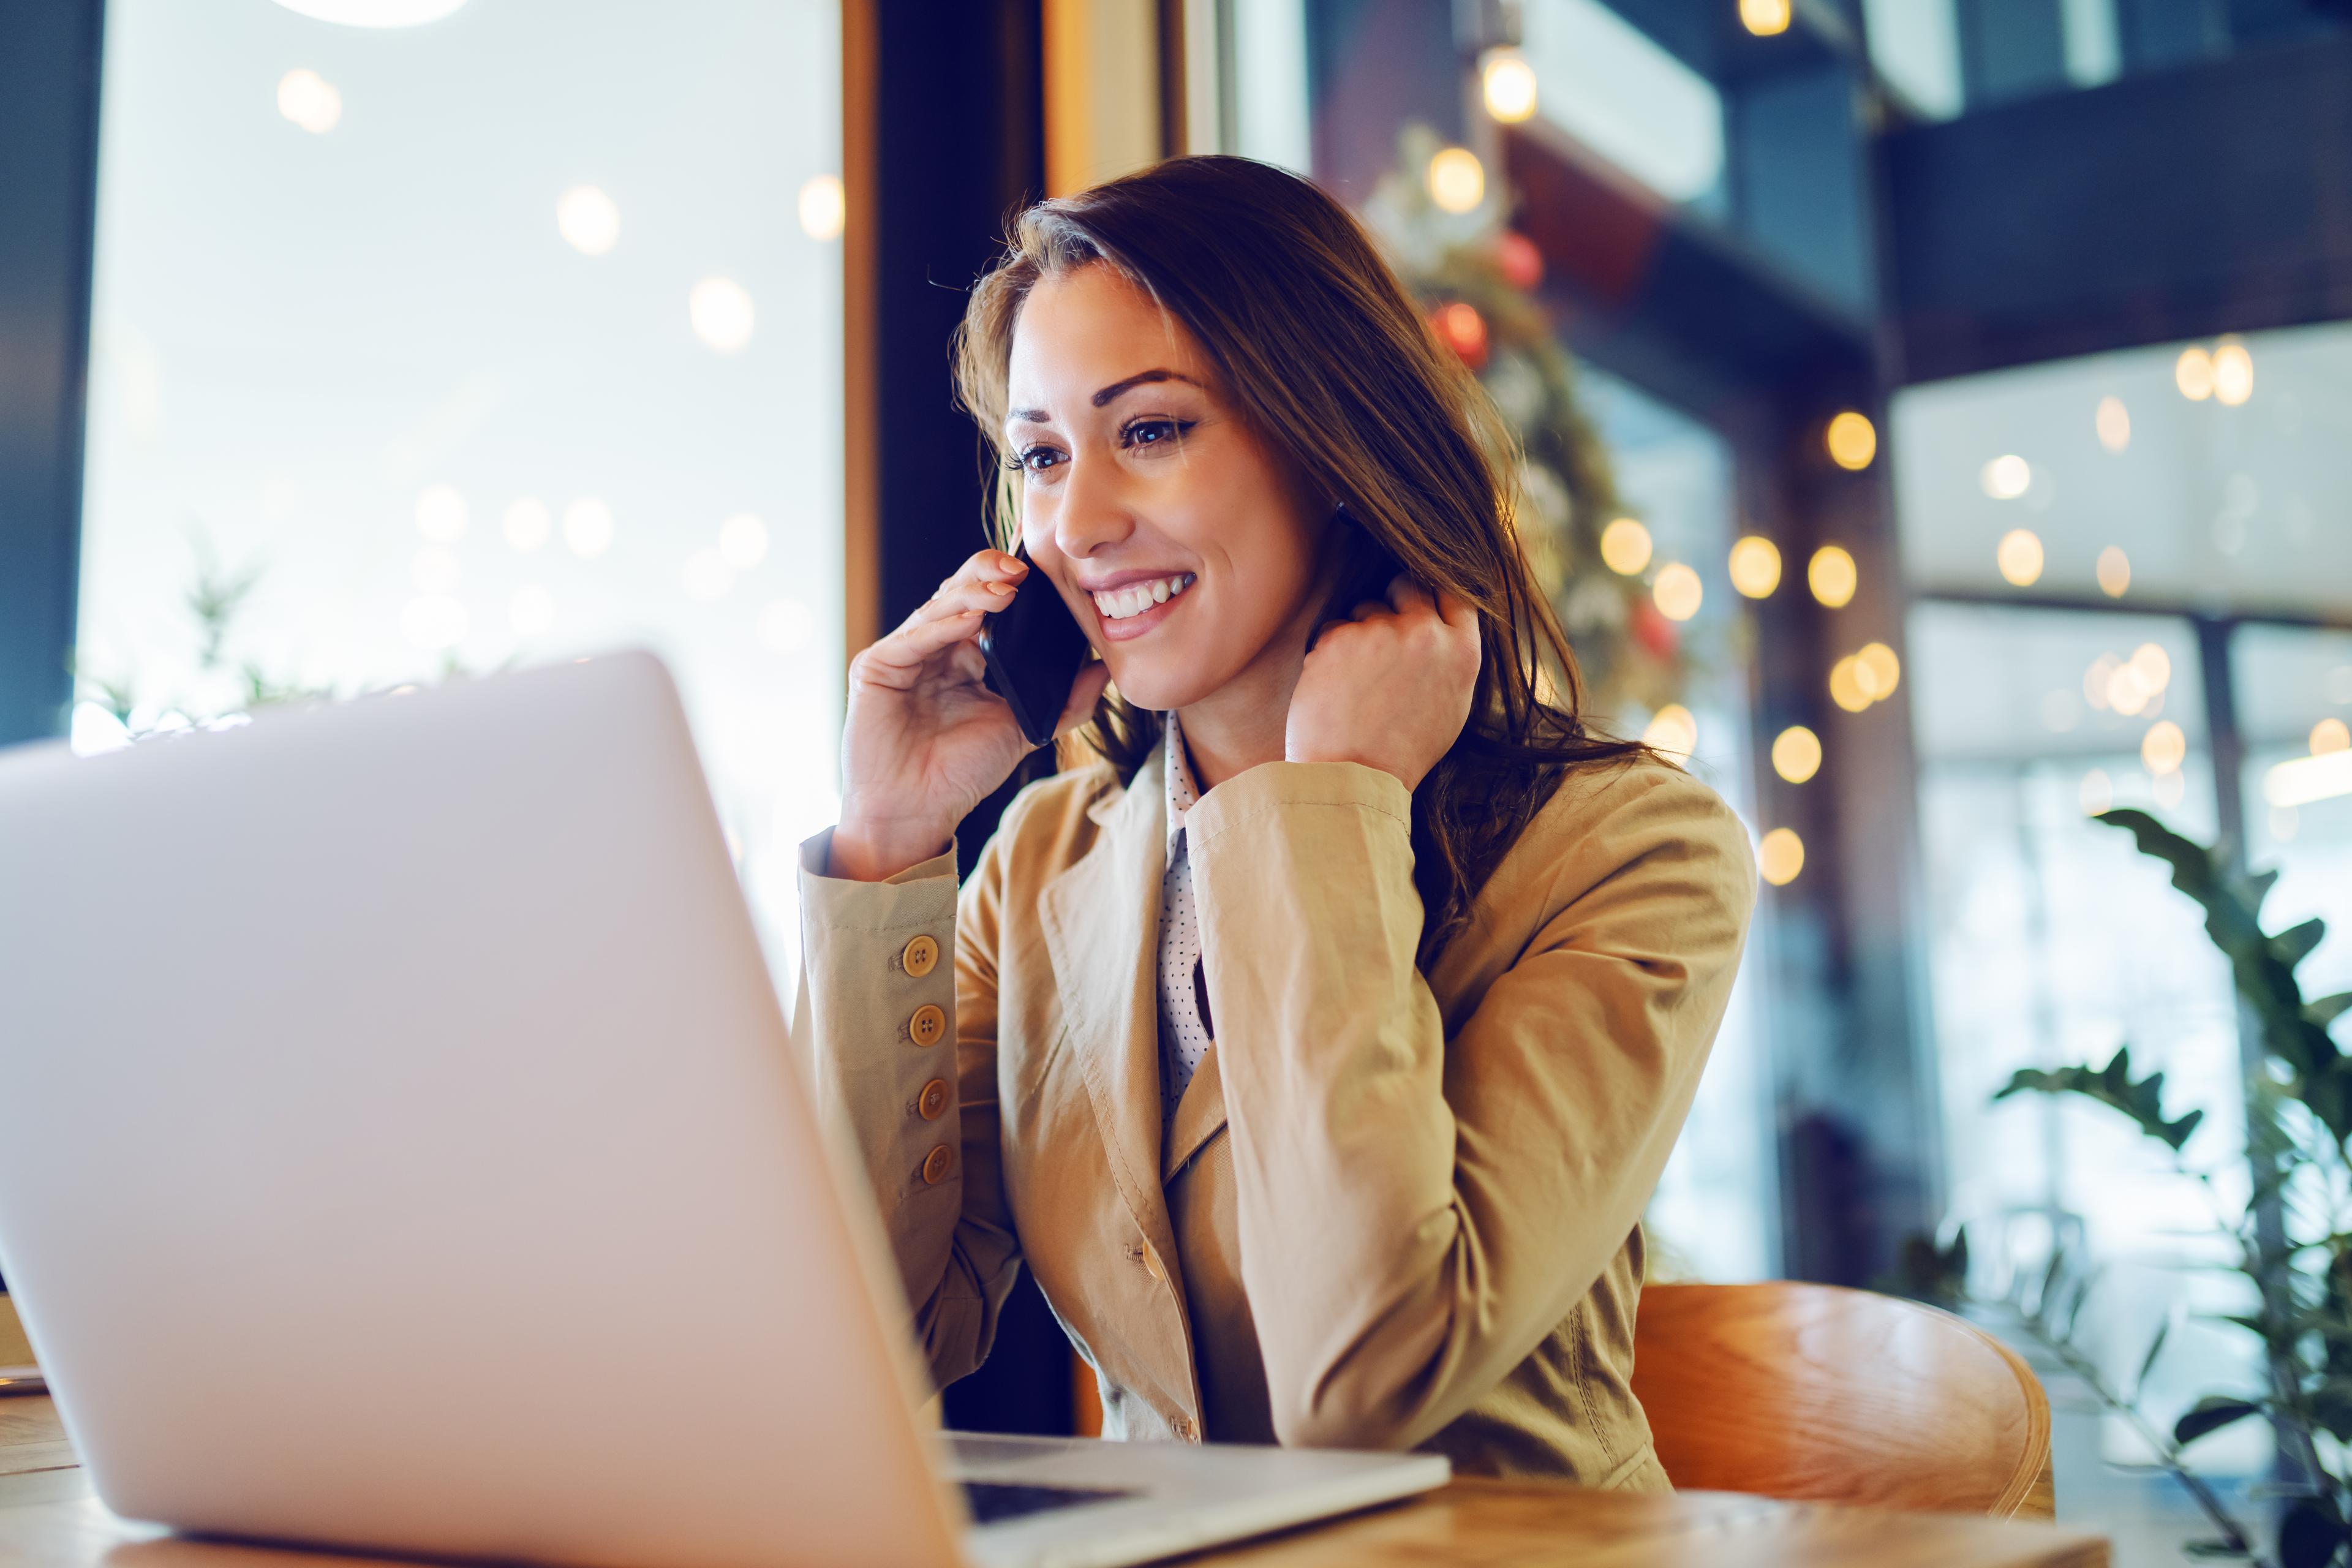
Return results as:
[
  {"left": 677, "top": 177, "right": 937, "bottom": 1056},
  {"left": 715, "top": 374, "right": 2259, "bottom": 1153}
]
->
[{"left": 4, "top": 1, "right": 2352, "bottom": 1564}]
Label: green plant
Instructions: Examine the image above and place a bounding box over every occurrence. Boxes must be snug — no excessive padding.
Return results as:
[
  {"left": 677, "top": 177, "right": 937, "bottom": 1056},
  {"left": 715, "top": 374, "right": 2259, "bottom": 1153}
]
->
[{"left": 1922, "top": 807, "right": 2352, "bottom": 1567}]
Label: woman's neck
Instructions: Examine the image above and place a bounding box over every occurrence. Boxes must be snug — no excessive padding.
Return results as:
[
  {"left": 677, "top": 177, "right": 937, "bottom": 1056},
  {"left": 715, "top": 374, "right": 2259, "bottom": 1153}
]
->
[{"left": 1175, "top": 637, "right": 1308, "bottom": 791}]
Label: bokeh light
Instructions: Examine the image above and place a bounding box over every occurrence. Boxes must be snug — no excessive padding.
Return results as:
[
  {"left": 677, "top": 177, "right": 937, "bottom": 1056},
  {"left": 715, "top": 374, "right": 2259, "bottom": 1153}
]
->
[
  {"left": 556, "top": 186, "right": 620, "bottom": 257},
  {"left": 2080, "top": 768, "right": 2113, "bottom": 816},
  {"left": 1856, "top": 641, "right": 1901, "bottom": 700},
  {"left": 503, "top": 497, "right": 551, "bottom": 551},
  {"left": 1643, "top": 704, "right": 1697, "bottom": 758},
  {"left": 1980, "top": 454, "right": 2031, "bottom": 500},
  {"left": 1427, "top": 147, "right": 1486, "bottom": 214},
  {"left": 2315, "top": 718, "right": 2351, "bottom": 756},
  {"left": 1808, "top": 545, "right": 1857, "bottom": 608},
  {"left": 1653, "top": 562, "right": 1703, "bottom": 622},
  {"left": 2142, "top": 719, "right": 2187, "bottom": 775},
  {"left": 1771, "top": 725, "right": 1821, "bottom": 783},
  {"left": 1757, "top": 827, "right": 1804, "bottom": 886},
  {"left": 1728, "top": 535, "right": 1781, "bottom": 598},
  {"left": 1599, "top": 517, "right": 1653, "bottom": 575},
  {"left": 564, "top": 497, "right": 614, "bottom": 557},
  {"left": 2095, "top": 396, "right": 2130, "bottom": 452},
  {"left": 1825, "top": 411, "right": 1876, "bottom": 470},
  {"left": 414, "top": 484, "right": 467, "bottom": 541},
  {"left": 2130, "top": 642, "right": 2171, "bottom": 694},
  {"left": 797, "top": 174, "right": 846, "bottom": 241},
  {"left": 683, "top": 548, "right": 736, "bottom": 601},
  {"left": 2213, "top": 338, "right": 2254, "bottom": 405},
  {"left": 509, "top": 584, "right": 555, "bottom": 636},
  {"left": 276, "top": 69, "right": 342, "bottom": 134},
  {"left": 1829, "top": 655, "right": 1872, "bottom": 712},
  {"left": 2176, "top": 345, "right": 2215, "bottom": 401},
  {"left": 690, "top": 277, "right": 756, "bottom": 353},
  {"left": 719, "top": 513, "right": 769, "bottom": 570},
  {"left": 1996, "top": 528, "right": 2044, "bottom": 587},
  {"left": 2097, "top": 546, "right": 2130, "bottom": 597},
  {"left": 1481, "top": 50, "right": 1538, "bottom": 123},
  {"left": 1740, "top": 0, "right": 1792, "bottom": 36}
]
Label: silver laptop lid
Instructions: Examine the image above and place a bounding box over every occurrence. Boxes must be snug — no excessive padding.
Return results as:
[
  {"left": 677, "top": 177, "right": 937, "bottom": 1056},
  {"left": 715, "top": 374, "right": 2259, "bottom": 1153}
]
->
[{"left": 0, "top": 652, "right": 966, "bottom": 1568}]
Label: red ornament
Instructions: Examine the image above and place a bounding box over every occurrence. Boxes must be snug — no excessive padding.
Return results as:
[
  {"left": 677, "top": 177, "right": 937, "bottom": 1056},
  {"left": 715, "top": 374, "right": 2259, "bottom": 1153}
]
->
[
  {"left": 1431, "top": 301, "right": 1489, "bottom": 371},
  {"left": 1496, "top": 231, "right": 1544, "bottom": 291},
  {"left": 1630, "top": 597, "right": 1679, "bottom": 660}
]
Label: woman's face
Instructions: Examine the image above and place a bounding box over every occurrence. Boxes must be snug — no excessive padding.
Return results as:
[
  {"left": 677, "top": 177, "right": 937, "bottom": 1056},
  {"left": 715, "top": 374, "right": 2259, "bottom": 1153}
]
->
[{"left": 1003, "top": 262, "right": 1330, "bottom": 714}]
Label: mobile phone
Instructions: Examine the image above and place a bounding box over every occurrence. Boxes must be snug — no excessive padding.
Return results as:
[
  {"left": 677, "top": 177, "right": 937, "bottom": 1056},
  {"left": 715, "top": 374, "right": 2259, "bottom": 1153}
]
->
[
  {"left": 1313, "top": 514, "right": 1411, "bottom": 648},
  {"left": 978, "top": 548, "right": 1094, "bottom": 746}
]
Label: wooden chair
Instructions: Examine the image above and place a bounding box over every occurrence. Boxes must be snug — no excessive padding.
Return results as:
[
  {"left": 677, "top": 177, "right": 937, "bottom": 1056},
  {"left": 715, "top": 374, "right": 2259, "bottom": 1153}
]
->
[{"left": 1631, "top": 1281, "right": 2054, "bottom": 1519}]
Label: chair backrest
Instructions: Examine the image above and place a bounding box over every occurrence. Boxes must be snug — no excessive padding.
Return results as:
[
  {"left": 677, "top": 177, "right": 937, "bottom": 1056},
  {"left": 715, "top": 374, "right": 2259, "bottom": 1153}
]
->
[{"left": 1630, "top": 1281, "right": 2054, "bottom": 1519}]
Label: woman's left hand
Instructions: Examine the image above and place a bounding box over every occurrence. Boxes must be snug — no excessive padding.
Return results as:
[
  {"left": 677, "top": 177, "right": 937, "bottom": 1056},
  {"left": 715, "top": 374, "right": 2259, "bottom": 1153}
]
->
[{"left": 1285, "top": 578, "right": 1481, "bottom": 791}]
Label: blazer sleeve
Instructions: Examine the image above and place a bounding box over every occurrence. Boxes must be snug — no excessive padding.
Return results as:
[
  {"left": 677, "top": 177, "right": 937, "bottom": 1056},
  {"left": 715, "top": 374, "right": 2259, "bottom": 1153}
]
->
[
  {"left": 796, "top": 826, "right": 1020, "bottom": 1389},
  {"left": 1183, "top": 758, "right": 1757, "bottom": 1452}
]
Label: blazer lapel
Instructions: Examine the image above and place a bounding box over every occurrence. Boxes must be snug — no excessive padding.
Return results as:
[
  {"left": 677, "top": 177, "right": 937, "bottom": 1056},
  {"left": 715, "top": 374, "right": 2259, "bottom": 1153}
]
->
[
  {"left": 1160, "top": 1044, "right": 1228, "bottom": 1183},
  {"left": 1039, "top": 754, "right": 1176, "bottom": 1261}
]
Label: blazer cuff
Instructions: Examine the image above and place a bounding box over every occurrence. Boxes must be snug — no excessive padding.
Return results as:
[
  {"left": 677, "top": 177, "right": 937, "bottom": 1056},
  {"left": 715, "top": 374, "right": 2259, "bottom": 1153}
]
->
[
  {"left": 1184, "top": 760, "right": 1412, "bottom": 850},
  {"left": 799, "top": 827, "right": 959, "bottom": 925}
]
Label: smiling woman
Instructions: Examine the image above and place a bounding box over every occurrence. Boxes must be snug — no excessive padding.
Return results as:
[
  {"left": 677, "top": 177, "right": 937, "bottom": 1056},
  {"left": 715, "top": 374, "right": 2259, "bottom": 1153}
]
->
[{"left": 796, "top": 155, "right": 1757, "bottom": 1484}]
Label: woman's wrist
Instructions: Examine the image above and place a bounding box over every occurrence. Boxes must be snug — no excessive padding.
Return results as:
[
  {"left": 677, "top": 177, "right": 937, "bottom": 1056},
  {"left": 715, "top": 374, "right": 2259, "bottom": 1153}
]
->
[{"left": 829, "top": 810, "right": 952, "bottom": 883}]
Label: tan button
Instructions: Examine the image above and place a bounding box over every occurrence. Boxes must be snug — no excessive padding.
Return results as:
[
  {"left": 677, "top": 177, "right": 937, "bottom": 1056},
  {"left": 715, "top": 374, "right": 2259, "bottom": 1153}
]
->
[
  {"left": 918, "top": 1079, "right": 950, "bottom": 1120},
  {"left": 908, "top": 1003, "right": 946, "bottom": 1047},
  {"left": 1140, "top": 1246, "right": 1164, "bottom": 1281},
  {"left": 921, "top": 1144, "right": 954, "bottom": 1185},
  {"left": 901, "top": 934, "right": 939, "bottom": 978}
]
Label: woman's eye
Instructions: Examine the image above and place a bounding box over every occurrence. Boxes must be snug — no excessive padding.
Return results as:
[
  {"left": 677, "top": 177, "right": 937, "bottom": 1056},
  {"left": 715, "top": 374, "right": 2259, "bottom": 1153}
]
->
[
  {"left": 1120, "top": 418, "right": 1192, "bottom": 451},
  {"left": 1016, "top": 446, "right": 1066, "bottom": 474}
]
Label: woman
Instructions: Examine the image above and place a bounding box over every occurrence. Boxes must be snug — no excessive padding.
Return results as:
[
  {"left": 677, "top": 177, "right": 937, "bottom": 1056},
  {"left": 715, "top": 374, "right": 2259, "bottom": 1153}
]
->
[{"left": 797, "top": 156, "right": 1754, "bottom": 1487}]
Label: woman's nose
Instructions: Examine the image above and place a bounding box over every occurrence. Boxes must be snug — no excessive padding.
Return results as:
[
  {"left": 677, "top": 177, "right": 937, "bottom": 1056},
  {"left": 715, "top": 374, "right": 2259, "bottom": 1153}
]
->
[{"left": 1050, "top": 454, "right": 1138, "bottom": 559}]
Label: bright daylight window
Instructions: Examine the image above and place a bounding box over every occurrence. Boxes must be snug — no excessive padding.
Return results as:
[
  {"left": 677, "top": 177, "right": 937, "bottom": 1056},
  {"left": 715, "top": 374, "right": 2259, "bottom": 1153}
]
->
[{"left": 72, "top": 0, "right": 845, "bottom": 988}]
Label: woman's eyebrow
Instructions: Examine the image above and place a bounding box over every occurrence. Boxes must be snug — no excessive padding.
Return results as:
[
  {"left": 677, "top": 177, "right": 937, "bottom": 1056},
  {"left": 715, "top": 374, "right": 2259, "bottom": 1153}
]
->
[{"left": 1005, "top": 369, "right": 1201, "bottom": 427}]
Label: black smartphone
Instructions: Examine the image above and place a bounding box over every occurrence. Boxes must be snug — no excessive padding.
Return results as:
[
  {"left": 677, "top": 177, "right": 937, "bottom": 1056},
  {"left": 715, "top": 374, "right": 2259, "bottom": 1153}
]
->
[
  {"left": 1312, "top": 514, "right": 1410, "bottom": 649},
  {"left": 978, "top": 547, "right": 1093, "bottom": 746}
]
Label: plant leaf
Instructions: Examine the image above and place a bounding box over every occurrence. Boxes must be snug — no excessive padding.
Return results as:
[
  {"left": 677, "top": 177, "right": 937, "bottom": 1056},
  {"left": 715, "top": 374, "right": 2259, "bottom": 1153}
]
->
[
  {"left": 2278, "top": 1499, "right": 2348, "bottom": 1568},
  {"left": 2182, "top": 1542, "right": 2253, "bottom": 1560},
  {"left": 2176, "top": 1396, "right": 2262, "bottom": 1447},
  {"left": 1998, "top": 1046, "right": 2206, "bottom": 1152},
  {"left": 2275, "top": 918, "right": 2328, "bottom": 974},
  {"left": 2310, "top": 993, "right": 2352, "bottom": 1031},
  {"left": 2134, "top": 1315, "right": 2173, "bottom": 1404}
]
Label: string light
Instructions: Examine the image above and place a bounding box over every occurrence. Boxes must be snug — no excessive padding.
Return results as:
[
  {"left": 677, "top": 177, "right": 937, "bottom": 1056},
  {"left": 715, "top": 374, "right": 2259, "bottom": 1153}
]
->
[
  {"left": 1728, "top": 536, "right": 1782, "bottom": 598},
  {"left": 1427, "top": 148, "right": 1486, "bottom": 214},
  {"left": 797, "top": 175, "right": 846, "bottom": 241},
  {"left": 1643, "top": 704, "right": 1698, "bottom": 759},
  {"left": 1757, "top": 828, "right": 1804, "bottom": 886},
  {"left": 1480, "top": 50, "right": 1539, "bottom": 123},
  {"left": 1829, "top": 656, "right": 1872, "bottom": 712},
  {"left": 1808, "top": 545, "right": 1857, "bottom": 608},
  {"left": 556, "top": 186, "right": 620, "bottom": 257},
  {"left": 2213, "top": 337, "right": 2254, "bottom": 405},
  {"left": 1980, "top": 455, "right": 2031, "bottom": 500},
  {"left": 2095, "top": 396, "right": 2130, "bottom": 452},
  {"left": 2176, "top": 345, "right": 2215, "bottom": 401},
  {"left": 2142, "top": 720, "right": 2187, "bottom": 775},
  {"left": 277, "top": 69, "right": 343, "bottom": 134},
  {"left": 1856, "top": 642, "right": 1901, "bottom": 699},
  {"left": 1825, "top": 412, "right": 1876, "bottom": 471},
  {"left": 1653, "top": 563, "right": 1704, "bottom": 622},
  {"left": 1599, "top": 518, "right": 1653, "bottom": 575},
  {"left": 2097, "top": 546, "right": 2130, "bottom": 597},
  {"left": 1996, "top": 528, "right": 2044, "bottom": 587},
  {"left": 1771, "top": 725, "right": 1821, "bottom": 783}
]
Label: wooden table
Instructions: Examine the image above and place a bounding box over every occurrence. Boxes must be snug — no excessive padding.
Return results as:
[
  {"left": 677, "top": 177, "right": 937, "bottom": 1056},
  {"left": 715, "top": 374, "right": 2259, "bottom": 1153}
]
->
[{"left": 0, "top": 1395, "right": 2105, "bottom": 1567}]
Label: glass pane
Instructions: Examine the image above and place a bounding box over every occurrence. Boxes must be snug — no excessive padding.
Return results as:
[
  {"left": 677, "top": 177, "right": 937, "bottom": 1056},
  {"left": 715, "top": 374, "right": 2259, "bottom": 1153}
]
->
[
  {"left": 73, "top": 0, "right": 842, "bottom": 990},
  {"left": 1582, "top": 368, "right": 1777, "bottom": 1283},
  {"left": 1520, "top": 0, "right": 1724, "bottom": 205},
  {"left": 1893, "top": 320, "right": 2352, "bottom": 622},
  {"left": 2237, "top": 624, "right": 2352, "bottom": 1008},
  {"left": 1907, "top": 601, "right": 2263, "bottom": 1474}
]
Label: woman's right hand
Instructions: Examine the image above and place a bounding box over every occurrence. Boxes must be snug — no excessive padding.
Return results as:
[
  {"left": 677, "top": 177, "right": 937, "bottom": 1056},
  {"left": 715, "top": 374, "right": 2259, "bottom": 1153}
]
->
[{"left": 831, "top": 549, "right": 1109, "bottom": 882}]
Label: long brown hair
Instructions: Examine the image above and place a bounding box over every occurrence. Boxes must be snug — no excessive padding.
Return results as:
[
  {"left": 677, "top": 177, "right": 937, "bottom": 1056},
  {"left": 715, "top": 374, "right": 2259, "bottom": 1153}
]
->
[{"left": 954, "top": 154, "right": 1640, "bottom": 965}]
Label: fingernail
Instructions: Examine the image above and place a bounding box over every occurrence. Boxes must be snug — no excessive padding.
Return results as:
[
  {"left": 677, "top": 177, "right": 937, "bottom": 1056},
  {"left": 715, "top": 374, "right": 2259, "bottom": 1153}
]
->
[
  {"left": 1003, "top": 554, "right": 1029, "bottom": 573},
  {"left": 986, "top": 580, "right": 1013, "bottom": 596}
]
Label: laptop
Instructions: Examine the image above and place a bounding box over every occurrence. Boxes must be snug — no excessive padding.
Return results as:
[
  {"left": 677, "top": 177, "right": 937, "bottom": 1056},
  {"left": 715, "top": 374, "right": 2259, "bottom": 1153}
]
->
[{"left": 0, "top": 651, "right": 1446, "bottom": 1568}]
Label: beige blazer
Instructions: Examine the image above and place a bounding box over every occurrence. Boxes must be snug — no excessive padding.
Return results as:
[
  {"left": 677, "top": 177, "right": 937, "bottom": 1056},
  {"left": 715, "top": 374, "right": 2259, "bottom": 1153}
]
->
[{"left": 797, "top": 752, "right": 1755, "bottom": 1485}]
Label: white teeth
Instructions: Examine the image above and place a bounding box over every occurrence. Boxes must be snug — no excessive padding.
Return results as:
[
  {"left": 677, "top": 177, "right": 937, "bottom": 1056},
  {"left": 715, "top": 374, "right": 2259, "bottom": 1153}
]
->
[{"left": 1091, "top": 574, "right": 1194, "bottom": 621}]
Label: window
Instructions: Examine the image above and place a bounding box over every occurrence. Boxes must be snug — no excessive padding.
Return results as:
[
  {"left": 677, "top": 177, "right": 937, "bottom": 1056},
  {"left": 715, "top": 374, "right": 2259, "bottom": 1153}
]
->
[{"left": 74, "top": 0, "right": 843, "bottom": 989}]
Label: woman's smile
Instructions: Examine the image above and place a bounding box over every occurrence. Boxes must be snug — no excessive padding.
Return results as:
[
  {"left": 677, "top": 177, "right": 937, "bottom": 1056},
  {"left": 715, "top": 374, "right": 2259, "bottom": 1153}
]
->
[{"left": 1083, "top": 571, "right": 1197, "bottom": 641}]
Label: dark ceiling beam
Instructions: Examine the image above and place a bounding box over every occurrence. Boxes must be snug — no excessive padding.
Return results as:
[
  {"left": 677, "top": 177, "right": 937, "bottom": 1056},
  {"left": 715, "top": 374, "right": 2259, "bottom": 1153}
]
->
[{"left": 1884, "top": 29, "right": 2352, "bottom": 383}]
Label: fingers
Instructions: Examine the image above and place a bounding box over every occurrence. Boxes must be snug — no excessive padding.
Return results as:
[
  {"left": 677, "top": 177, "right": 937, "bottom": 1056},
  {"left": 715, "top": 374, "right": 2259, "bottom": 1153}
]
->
[
  {"left": 1051, "top": 661, "right": 1114, "bottom": 742},
  {"left": 1385, "top": 575, "right": 1436, "bottom": 617},
  {"left": 854, "top": 605, "right": 987, "bottom": 688},
  {"left": 899, "top": 549, "right": 1029, "bottom": 631}
]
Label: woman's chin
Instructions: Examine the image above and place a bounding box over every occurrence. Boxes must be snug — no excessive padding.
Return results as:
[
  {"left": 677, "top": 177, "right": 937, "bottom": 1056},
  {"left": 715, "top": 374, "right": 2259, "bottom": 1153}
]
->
[{"left": 1101, "top": 651, "right": 1221, "bottom": 715}]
